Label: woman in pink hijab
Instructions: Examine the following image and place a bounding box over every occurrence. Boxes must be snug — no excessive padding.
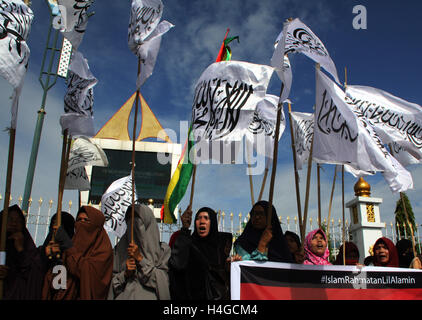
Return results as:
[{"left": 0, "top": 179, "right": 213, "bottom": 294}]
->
[{"left": 303, "top": 229, "right": 331, "bottom": 265}]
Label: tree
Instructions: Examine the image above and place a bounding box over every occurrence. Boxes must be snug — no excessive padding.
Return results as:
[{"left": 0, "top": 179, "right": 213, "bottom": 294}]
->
[{"left": 394, "top": 192, "right": 417, "bottom": 240}]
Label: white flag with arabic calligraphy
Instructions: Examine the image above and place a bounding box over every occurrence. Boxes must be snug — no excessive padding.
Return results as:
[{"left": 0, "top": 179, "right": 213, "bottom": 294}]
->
[
  {"left": 290, "top": 111, "right": 313, "bottom": 170},
  {"left": 345, "top": 85, "right": 422, "bottom": 161},
  {"left": 314, "top": 69, "right": 413, "bottom": 193},
  {"left": 192, "top": 61, "right": 274, "bottom": 142},
  {"left": 0, "top": 0, "right": 34, "bottom": 129},
  {"left": 245, "top": 94, "right": 286, "bottom": 160},
  {"left": 101, "top": 175, "right": 137, "bottom": 238},
  {"left": 273, "top": 18, "right": 339, "bottom": 84},
  {"left": 128, "top": 0, "right": 173, "bottom": 88},
  {"left": 60, "top": 51, "right": 97, "bottom": 137}
]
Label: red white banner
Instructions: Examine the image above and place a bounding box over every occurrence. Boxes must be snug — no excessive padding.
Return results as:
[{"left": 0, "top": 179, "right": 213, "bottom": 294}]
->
[{"left": 231, "top": 261, "right": 422, "bottom": 300}]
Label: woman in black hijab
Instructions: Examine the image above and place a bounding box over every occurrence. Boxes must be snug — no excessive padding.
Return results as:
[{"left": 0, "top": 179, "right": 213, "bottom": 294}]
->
[
  {"left": 0, "top": 205, "right": 44, "bottom": 299},
  {"left": 169, "top": 206, "right": 230, "bottom": 300},
  {"left": 234, "top": 201, "right": 294, "bottom": 263},
  {"left": 38, "top": 211, "right": 75, "bottom": 273}
]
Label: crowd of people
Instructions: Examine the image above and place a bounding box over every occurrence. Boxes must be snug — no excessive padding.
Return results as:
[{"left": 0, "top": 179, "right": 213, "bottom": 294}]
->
[{"left": 0, "top": 200, "right": 421, "bottom": 300}]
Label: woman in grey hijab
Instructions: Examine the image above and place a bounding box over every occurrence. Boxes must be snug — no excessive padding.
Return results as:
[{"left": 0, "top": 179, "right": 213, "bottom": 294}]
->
[{"left": 108, "top": 204, "right": 171, "bottom": 300}]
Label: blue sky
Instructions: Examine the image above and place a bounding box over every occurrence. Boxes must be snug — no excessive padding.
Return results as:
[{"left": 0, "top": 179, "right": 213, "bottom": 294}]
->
[{"left": 1, "top": 0, "right": 422, "bottom": 243}]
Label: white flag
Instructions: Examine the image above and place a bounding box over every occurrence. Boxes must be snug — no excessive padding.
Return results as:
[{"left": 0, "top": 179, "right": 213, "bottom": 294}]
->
[
  {"left": 314, "top": 69, "right": 413, "bottom": 193},
  {"left": 56, "top": 0, "right": 94, "bottom": 50},
  {"left": 290, "top": 111, "right": 313, "bottom": 170},
  {"left": 64, "top": 136, "right": 108, "bottom": 191},
  {"left": 65, "top": 166, "right": 90, "bottom": 191},
  {"left": 273, "top": 18, "right": 339, "bottom": 84},
  {"left": 192, "top": 61, "right": 274, "bottom": 143},
  {"left": 128, "top": 0, "right": 163, "bottom": 54},
  {"left": 0, "top": 0, "right": 34, "bottom": 128},
  {"left": 67, "top": 136, "right": 108, "bottom": 172},
  {"left": 345, "top": 85, "right": 422, "bottom": 160},
  {"left": 291, "top": 110, "right": 374, "bottom": 177},
  {"left": 390, "top": 141, "right": 422, "bottom": 167},
  {"left": 245, "top": 94, "right": 286, "bottom": 159},
  {"left": 60, "top": 51, "right": 97, "bottom": 136},
  {"left": 270, "top": 31, "right": 292, "bottom": 103},
  {"left": 136, "top": 20, "right": 174, "bottom": 89},
  {"left": 101, "top": 175, "right": 137, "bottom": 238}
]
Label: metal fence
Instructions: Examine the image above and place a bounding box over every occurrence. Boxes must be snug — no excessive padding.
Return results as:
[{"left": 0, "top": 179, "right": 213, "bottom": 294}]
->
[{"left": 1, "top": 194, "right": 421, "bottom": 255}]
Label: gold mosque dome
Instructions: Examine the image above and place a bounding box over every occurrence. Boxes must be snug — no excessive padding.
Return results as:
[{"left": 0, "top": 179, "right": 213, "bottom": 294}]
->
[{"left": 354, "top": 177, "right": 371, "bottom": 197}]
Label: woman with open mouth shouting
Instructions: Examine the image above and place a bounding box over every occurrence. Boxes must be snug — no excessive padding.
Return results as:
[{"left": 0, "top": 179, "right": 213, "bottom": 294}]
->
[
  {"left": 303, "top": 228, "right": 331, "bottom": 265},
  {"left": 169, "top": 206, "right": 231, "bottom": 300},
  {"left": 372, "top": 237, "right": 399, "bottom": 268}
]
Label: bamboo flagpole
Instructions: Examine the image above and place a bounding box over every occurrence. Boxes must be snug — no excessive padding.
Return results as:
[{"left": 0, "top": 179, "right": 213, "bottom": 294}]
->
[
  {"left": 189, "top": 164, "right": 197, "bottom": 208},
  {"left": 342, "top": 165, "right": 346, "bottom": 265},
  {"left": 0, "top": 128, "right": 17, "bottom": 300},
  {"left": 50, "top": 129, "right": 72, "bottom": 260},
  {"left": 258, "top": 158, "right": 270, "bottom": 202},
  {"left": 266, "top": 83, "right": 285, "bottom": 226},
  {"left": 317, "top": 163, "right": 322, "bottom": 229},
  {"left": 246, "top": 143, "right": 255, "bottom": 206},
  {"left": 130, "top": 56, "right": 142, "bottom": 244},
  {"left": 342, "top": 66, "right": 347, "bottom": 265},
  {"left": 326, "top": 165, "right": 337, "bottom": 236},
  {"left": 301, "top": 132, "right": 314, "bottom": 242},
  {"left": 287, "top": 102, "right": 303, "bottom": 237},
  {"left": 55, "top": 129, "right": 71, "bottom": 230}
]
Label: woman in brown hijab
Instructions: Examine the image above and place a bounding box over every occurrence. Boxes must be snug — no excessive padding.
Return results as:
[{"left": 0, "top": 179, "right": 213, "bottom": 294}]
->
[{"left": 43, "top": 206, "right": 113, "bottom": 300}]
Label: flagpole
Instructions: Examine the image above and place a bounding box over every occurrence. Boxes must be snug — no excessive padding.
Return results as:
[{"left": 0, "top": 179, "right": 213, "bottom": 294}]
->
[
  {"left": 266, "top": 83, "right": 284, "bottom": 227},
  {"left": 342, "top": 165, "right": 346, "bottom": 265},
  {"left": 287, "top": 102, "right": 303, "bottom": 236},
  {"left": 246, "top": 143, "right": 255, "bottom": 206},
  {"left": 326, "top": 165, "right": 337, "bottom": 236},
  {"left": 51, "top": 129, "right": 71, "bottom": 259},
  {"left": 342, "top": 66, "right": 347, "bottom": 265},
  {"left": 189, "top": 164, "right": 197, "bottom": 208},
  {"left": 301, "top": 132, "right": 314, "bottom": 242},
  {"left": 317, "top": 163, "right": 322, "bottom": 229},
  {"left": 0, "top": 128, "right": 17, "bottom": 300},
  {"left": 130, "top": 56, "right": 141, "bottom": 244},
  {"left": 55, "top": 129, "right": 71, "bottom": 230},
  {"left": 257, "top": 159, "right": 269, "bottom": 202}
]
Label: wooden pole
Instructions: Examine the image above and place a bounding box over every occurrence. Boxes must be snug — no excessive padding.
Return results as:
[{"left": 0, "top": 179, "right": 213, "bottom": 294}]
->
[
  {"left": 317, "top": 163, "right": 321, "bottom": 229},
  {"left": 342, "top": 66, "right": 347, "bottom": 265},
  {"left": 301, "top": 132, "right": 314, "bottom": 242},
  {"left": 246, "top": 143, "right": 255, "bottom": 206},
  {"left": 0, "top": 128, "right": 16, "bottom": 300},
  {"left": 258, "top": 159, "right": 269, "bottom": 202},
  {"left": 130, "top": 57, "right": 142, "bottom": 244},
  {"left": 189, "top": 164, "right": 197, "bottom": 207},
  {"left": 287, "top": 103, "right": 303, "bottom": 236},
  {"left": 266, "top": 83, "right": 285, "bottom": 226},
  {"left": 400, "top": 192, "right": 417, "bottom": 258},
  {"left": 326, "top": 165, "right": 337, "bottom": 236},
  {"left": 51, "top": 129, "right": 71, "bottom": 259},
  {"left": 55, "top": 129, "right": 71, "bottom": 230},
  {"left": 342, "top": 165, "right": 346, "bottom": 265}
]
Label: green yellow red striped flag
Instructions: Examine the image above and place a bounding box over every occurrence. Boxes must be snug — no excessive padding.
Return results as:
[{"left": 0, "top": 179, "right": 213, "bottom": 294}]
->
[
  {"left": 216, "top": 28, "right": 239, "bottom": 62},
  {"left": 163, "top": 124, "right": 194, "bottom": 223}
]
